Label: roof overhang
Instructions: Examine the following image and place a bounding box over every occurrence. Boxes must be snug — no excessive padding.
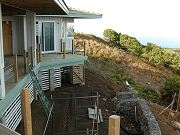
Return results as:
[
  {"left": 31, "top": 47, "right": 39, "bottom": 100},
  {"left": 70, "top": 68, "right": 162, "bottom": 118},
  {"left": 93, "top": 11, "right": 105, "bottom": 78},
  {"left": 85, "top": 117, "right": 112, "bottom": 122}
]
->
[
  {"left": 0, "top": 0, "right": 69, "bottom": 15},
  {"left": 37, "top": 7, "right": 102, "bottom": 19},
  {"left": 66, "top": 8, "right": 102, "bottom": 19}
]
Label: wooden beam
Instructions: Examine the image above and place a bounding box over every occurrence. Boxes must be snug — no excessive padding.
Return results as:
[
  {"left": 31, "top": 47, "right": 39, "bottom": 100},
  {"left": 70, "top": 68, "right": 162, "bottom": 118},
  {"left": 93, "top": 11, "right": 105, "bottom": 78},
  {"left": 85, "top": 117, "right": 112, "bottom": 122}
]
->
[
  {"left": 60, "top": 39, "right": 63, "bottom": 53},
  {"left": 108, "top": 115, "right": 120, "bottom": 135},
  {"left": 83, "top": 41, "right": 86, "bottom": 56},
  {"left": 63, "top": 42, "right": 66, "bottom": 59},
  {"left": 24, "top": 50, "right": 28, "bottom": 74},
  {"left": 13, "top": 54, "right": 18, "bottom": 82},
  {"left": 21, "top": 88, "right": 32, "bottom": 135},
  {"left": 39, "top": 44, "right": 42, "bottom": 62},
  {"left": 72, "top": 39, "right": 74, "bottom": 55},
  {"left": 36, "top": 45, "right": 38, "bottom": 64},
  {"left": 30, "top": 46, "right": 33, "bottom": 65}
]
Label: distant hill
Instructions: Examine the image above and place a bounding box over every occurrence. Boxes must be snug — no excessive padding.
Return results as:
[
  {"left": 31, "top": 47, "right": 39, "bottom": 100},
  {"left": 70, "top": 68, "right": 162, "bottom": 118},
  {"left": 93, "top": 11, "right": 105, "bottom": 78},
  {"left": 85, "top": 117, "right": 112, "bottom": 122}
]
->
[
  {"left": 165, "top": 48, "right": 180, "bottom": 53},
  {"left": 172, "top": 49, "right": 180, "bottom": 53}
]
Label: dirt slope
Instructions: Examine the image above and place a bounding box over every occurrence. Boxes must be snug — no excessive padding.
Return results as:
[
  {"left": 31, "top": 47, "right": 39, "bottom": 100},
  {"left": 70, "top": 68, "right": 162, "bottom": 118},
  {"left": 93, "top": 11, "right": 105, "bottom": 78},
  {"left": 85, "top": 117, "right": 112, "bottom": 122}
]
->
[
  {"left": 75, "top": 33, "right": 174, "bottom": 95},
  {"left": 148, "top": 102, "right": 180, "bottom": 135}
]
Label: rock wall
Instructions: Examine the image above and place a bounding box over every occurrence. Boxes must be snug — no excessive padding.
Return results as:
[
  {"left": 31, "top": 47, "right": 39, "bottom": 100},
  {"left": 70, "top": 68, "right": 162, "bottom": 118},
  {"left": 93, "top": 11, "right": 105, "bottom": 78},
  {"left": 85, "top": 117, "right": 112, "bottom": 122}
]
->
[{"left": 112, "top": 84, "right": 161, "bottom": 135}]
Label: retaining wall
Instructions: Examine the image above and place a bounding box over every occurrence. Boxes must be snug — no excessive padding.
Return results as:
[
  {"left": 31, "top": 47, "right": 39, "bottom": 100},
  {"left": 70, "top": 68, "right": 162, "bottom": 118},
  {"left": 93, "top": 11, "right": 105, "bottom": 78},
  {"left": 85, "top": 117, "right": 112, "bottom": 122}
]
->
[{"left": 112, "top": 84, "right": 161, "bottom": 135}]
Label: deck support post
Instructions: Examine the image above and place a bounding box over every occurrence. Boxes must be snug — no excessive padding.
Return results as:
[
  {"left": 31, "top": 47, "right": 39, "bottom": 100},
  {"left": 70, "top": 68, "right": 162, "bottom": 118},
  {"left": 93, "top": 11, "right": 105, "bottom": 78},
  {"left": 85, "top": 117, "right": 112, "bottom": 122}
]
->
[
  {"left": 13, "top": 54, "right": 18, "bottom": 82},
  {"left": 63, "top": 42, "right": 66, "bottom": 59},
  {"left": 21, "top": 88, "right": 33, "bottom": 135},
  {"left": 0, "top": 4, "right": 5, "bottom": 99},
  {"left": 108, "top": 115, "right": 120, "bottom": 135}
]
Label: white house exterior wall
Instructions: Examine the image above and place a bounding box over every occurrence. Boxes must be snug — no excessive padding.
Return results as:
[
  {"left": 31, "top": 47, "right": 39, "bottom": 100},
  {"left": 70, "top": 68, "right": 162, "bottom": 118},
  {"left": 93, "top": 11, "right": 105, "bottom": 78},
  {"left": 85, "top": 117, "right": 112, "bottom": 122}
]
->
[
  {"left": 36, "top": 16, "right": 74, "bottom": 53},
  {"left": 13, "top": 16, "right": 24, "bottom": 55},
  {"left": 2, "top": 16, "right": 74, "bottom": 56},
  {"left": 2, "top": 16, "right": 25, "bottom": 56}
]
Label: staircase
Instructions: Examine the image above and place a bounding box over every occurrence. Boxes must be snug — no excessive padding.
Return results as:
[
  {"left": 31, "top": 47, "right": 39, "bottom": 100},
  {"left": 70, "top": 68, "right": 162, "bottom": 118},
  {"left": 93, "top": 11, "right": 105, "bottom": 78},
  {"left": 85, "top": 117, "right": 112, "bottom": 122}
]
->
[{"left": 29, "top": 64, "right": 51, "bottom": 117}]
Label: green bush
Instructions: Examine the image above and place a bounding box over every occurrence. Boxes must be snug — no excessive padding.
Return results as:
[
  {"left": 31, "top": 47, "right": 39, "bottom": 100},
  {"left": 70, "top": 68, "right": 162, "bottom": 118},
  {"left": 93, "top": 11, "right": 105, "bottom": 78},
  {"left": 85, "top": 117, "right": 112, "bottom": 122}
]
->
[
  {"left": 162, "top": 76, "right": 180, "bottom": 96},
  {"left": 120, "top": 34, "right": 143, "bottom": 56},
  {"left": 103, "top": 29, "right": 119, "bottom": 46}
]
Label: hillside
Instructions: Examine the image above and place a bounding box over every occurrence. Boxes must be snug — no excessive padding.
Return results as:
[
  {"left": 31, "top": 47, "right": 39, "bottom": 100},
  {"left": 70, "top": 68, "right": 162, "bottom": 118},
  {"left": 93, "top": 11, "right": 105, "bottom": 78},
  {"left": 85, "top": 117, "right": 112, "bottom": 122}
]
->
[
  {"left": 74, "top": 33, "right": 180, "bottom": 135},
  {"left": 75, "top": 33, "right": 175, "bottom": 99}
]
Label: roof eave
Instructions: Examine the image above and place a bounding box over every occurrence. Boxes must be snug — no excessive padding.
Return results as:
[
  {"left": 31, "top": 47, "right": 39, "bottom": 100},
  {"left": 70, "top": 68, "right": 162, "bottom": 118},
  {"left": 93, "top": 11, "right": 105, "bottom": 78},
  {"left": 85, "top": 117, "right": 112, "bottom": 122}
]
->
[
  {"left": 36, "top": 14, "right": 102, "bottom": 19},
  {"left": 54, "top": 0, "right": 69, "bottom": 14},
  {"left": 66, "top": 14, "right": 102, "bottom": 19}
]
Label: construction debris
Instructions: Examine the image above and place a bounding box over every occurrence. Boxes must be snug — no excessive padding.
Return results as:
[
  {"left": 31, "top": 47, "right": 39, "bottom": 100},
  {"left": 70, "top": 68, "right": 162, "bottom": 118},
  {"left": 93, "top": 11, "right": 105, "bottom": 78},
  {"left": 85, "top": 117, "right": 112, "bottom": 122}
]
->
[{"left": 88, "top": 106, "right": 103, "bottom": 123}]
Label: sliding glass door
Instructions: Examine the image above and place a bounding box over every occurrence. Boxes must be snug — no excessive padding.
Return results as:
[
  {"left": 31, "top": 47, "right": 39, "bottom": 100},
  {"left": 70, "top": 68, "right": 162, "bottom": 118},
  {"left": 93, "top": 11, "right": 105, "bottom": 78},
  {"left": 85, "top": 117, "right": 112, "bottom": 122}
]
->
[{"left": 42, "top": 22, "right": 54, "bottom": 52}]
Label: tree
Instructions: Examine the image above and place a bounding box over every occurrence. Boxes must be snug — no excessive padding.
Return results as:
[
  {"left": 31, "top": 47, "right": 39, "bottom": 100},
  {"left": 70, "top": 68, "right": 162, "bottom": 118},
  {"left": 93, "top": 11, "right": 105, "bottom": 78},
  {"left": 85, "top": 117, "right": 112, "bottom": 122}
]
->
[
  {"left": 103, "top": 29, "right": 119, "bottom": 46},
  {"left": 120, "top": 34, "right": 143, "bottom": 56}
]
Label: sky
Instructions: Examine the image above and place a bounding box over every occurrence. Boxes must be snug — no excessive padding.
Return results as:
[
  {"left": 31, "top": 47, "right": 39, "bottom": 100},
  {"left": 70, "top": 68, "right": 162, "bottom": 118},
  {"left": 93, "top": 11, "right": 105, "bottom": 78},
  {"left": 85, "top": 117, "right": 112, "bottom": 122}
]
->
[{"left": 65, "top": 0, "right": 180, "bottom": 48}]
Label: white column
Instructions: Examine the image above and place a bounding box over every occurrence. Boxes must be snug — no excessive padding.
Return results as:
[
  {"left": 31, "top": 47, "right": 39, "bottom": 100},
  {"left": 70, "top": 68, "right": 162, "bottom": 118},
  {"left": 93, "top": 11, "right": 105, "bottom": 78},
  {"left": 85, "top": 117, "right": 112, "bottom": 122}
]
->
[
  {"left": 65, "top": 21, "right": 67, "bottom": 51},
  {"left": 0, "top": 4, "right": 5, "bottom": 99},
  {"left": 26, "top": 11, "right": 37, "bottom": 66},
  {"left": 23, "top": 16, "right": 27, "bottom": 51}
]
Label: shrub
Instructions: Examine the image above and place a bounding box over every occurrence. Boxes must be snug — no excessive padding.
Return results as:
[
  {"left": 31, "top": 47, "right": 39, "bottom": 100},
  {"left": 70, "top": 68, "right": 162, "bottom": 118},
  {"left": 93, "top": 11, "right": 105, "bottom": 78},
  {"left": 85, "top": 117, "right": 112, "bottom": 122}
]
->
[
  {"left": 110, "top": 71, "right": 159, "bottom": 101},
  {"left": 120, "top": 34, "right": 143, "bottom": 56},
  {"left": 162, "top": 76, "right": 180, "bottom": 96},
  {"left": 103, "top": 29, "right": 119, "bottom": 46}
]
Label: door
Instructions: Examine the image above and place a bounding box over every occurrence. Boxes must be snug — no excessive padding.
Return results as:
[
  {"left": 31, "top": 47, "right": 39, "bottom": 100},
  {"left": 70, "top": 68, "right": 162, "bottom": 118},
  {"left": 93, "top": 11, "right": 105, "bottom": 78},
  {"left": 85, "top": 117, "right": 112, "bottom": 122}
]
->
[
  {"left": 42, "top": 22, "right": 54, "bottom": 52},
  {"left": 2, "top": 21, "right": 12, "bottom": 56}
]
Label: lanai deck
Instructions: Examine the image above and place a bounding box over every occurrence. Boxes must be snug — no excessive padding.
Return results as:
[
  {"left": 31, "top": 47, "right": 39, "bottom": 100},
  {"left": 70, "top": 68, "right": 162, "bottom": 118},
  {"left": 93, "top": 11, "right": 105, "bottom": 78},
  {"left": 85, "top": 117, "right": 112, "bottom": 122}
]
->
[{"left": 4, "top": 53, "right": 87, "bottom": 94}]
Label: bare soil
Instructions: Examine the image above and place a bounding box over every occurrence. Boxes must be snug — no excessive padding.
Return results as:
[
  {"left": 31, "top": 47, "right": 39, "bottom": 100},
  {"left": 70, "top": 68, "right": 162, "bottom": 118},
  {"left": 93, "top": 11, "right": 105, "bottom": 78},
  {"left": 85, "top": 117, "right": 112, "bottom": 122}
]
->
[
  {"left": 16, "top": 70, "right": 127, "bottom": 135},
  {"left": 148, "top": 102, "right": 180, "bottom": 135},
  {"left": 16, "top": 70, "right": 180, "bottom": 135}
]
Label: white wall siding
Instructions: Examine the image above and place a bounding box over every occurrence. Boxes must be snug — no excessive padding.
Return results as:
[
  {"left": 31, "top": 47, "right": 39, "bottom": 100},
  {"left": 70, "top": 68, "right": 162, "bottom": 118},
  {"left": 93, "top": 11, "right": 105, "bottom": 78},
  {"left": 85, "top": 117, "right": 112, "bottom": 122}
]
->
[
  {"left": 36, "top": 17, "right": 62, "bottom": 52},
  {"left": 12, "top": 16, "right": 24, "bottom": 55},
  {"left": 2, "top": 16, "right": 74, "bottom": 55},
  {"left": 36, "top": 16, "right": 74, "bottom": 53},
  {"left": 2, "top": 16, "right": 25, "bottom": 55}
]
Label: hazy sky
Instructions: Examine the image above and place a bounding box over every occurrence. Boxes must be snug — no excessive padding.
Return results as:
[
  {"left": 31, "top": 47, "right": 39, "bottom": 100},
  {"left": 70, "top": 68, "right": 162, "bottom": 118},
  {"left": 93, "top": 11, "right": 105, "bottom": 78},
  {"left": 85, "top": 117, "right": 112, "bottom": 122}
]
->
[{"left": 65, "top": 0, "right": 180, "bottom": 48}]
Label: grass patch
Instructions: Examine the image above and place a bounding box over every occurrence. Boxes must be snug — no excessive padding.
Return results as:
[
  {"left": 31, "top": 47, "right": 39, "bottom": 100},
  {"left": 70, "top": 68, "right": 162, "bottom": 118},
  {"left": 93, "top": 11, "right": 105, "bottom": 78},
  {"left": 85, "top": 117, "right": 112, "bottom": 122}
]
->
[
  {"left": 87, "top": 57, "right": 160, "bottom": 101},
  {"left": 110, "top": 73, "right": 159, "bottom": 101}
]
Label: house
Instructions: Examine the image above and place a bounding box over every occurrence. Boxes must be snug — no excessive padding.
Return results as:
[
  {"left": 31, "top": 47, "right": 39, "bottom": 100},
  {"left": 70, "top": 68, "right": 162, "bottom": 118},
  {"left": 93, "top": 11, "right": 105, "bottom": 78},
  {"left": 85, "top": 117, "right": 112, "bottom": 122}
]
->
[{"left": 0, "top": 0, "right": 102, "bottom": 134}]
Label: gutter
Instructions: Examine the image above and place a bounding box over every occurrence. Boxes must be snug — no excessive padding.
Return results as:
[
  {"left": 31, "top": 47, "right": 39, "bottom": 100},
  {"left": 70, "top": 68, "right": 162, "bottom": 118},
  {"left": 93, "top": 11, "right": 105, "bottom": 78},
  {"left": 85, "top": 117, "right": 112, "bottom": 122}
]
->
[{"left": 54, "top": 0, "right": 69, "bottom": 14}]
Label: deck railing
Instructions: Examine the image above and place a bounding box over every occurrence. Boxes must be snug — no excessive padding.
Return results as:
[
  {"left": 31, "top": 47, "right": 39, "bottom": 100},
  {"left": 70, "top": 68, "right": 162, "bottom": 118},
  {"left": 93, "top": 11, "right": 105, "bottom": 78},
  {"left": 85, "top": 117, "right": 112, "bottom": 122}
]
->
[
  {"left": 4, "top": 54, "right": 19, "bottom": 83},
  {"left": 60, "top": 37, "right": 86, "bottom": 59},
  {"left": 0, "top": 54, "right": 87, "bottom": 132}
]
